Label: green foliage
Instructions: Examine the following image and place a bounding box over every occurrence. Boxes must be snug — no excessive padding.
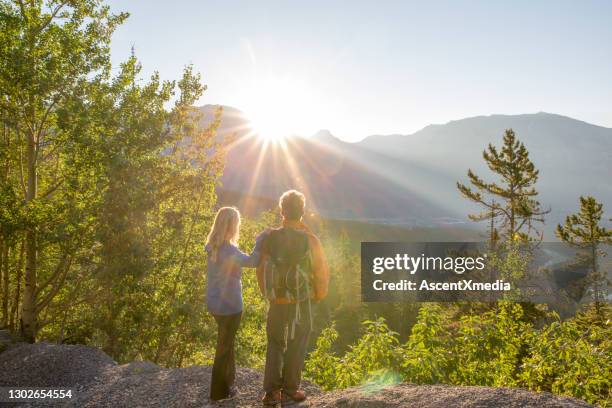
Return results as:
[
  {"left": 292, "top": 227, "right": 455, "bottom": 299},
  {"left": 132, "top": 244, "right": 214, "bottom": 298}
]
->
[
  {"left": 451, "top": 302, "right": 531, "bottom": 387},
  {"left": 557, "top": 196, "right": 611, "bottom": 246},
  {"left": 400, "top": 304, "right": 452, "bottom": 384},
  {"left": 0, "top": 0, "right": 129, "bottom": 341},
  {"left": 0, "top": 0, "right": 229, "bottom": 364},
  {"left": 340, "top": 318, "right": 402, "bottom": 388},
  {"left": 306, "top": 303, "right": 611, "bottom": 406},
  {"left": 305, "top": 318, "right": 402, "bottom": 389},
  {"left": 304, "top": 324, "right": 341, "bottom": 390},
  {"left": 457, "top": 129, "right": 549, "bottom": 241},
  {"left": 520, "top": 311, "right": 611, "bottom": 406},
  {"left": 556, "top": 196, "right": 611, "bottom": 312},
  {"left": 306, "top": 237, "right": 609, "bottom": 406},
  {"left": 486, "top": 241, "right": 532, "bottom": 301}
]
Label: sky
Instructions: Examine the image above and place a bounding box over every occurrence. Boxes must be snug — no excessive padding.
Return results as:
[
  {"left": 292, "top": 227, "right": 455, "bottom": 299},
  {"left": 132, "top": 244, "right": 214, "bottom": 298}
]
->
[{"left": 107, "top": 0, "right": 612, "bottom": 142}]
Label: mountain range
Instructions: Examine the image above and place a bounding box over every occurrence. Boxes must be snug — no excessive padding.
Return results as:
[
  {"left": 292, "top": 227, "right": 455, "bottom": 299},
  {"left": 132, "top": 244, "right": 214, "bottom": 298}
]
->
[{"left": 198, "top": 105, "right": 612, "bottom": 238}]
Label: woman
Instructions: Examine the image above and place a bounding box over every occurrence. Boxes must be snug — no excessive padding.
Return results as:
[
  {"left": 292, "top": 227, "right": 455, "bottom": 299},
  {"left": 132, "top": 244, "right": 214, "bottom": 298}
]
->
[{"left": 205, "top": 207, "right": 262, "bottom": 401}]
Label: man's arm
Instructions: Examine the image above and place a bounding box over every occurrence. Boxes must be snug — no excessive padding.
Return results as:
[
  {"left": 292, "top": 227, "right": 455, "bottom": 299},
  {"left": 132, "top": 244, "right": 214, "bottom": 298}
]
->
[{"left": 308, "top": 234, "right": 329, "bottom": 301}]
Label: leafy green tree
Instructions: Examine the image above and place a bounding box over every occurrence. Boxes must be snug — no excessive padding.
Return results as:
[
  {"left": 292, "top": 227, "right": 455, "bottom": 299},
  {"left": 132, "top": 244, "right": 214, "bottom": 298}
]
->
[
  {"left": 0, "top": 0, "right": 127, "bottom": 341},
  {"left": 556, "top": 196, "right": 611, "bottom": 317},
  {"left": 80, "top": 57, "right": 223, "bottom": 362},
  {"left": 457, "top": 129, "right": 549, "bottom": 241},
  {"left": 0, "top": 179, "right": 24, "bottom": 327},
  {"left": 1, "top": 0, "right": 227, "bottom": 362}
]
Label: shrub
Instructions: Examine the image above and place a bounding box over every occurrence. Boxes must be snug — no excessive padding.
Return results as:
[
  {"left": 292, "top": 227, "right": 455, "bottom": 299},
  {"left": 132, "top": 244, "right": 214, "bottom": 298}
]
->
[
  {"left": 519, "top": 316, "right": 611, "bottom": 406},
  {"left": 306, "top": 302, "right": 611, "bottom": 407},
  {"left": 400, "top": 304, "right": 452, "bottom": 384}
]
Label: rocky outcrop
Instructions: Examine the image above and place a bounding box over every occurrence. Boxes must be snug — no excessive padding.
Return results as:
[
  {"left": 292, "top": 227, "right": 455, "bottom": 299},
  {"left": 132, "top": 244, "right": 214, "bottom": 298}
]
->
[
  {"left": 0, "top": 342, "right": 592, "bottom": 407},
  {"left": 307, "top": 383, "right": 592, "bottom": 408}
]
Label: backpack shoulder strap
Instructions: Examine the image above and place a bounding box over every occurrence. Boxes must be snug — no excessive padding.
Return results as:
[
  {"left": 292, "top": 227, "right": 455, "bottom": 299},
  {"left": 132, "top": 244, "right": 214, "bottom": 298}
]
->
[{"left": 263, "top": 227, "right": 284, "bottom": 255}]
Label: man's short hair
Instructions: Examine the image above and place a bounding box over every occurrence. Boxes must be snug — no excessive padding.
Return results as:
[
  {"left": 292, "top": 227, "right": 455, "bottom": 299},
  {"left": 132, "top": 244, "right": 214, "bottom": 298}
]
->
[{"left": 279, "top": 190, "right": 306, "bottom": 220}]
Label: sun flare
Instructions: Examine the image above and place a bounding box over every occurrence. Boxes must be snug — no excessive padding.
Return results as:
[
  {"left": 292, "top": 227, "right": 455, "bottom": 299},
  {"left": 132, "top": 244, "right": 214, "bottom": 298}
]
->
[{"left": 241, "top": 76, "right": 320, "bottom": 141}]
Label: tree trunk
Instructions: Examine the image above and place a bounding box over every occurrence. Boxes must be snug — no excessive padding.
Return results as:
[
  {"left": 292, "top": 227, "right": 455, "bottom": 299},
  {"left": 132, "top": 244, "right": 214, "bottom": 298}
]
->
[
  {"left": 0, "top": 238, "right": 4, "bottom": 327},
  {"left": 22, "top": 232, "right": 38, "bottom": 342},
  {"left": 21, "top": 130, "right": 38, "bottom": 342},
  {"left": 591, "top": 242, "right": 601, "bottom": 317},
  {"left": 10, "top": 240, "right": 25, "bottom": 331},
  {"left": 1, "top": 240, "right": 9, "bottom": 328}
]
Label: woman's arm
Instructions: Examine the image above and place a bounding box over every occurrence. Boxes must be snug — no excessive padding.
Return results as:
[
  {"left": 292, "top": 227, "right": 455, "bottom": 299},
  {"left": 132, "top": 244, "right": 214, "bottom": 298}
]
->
[
  {"left": 232, "top": 248, "right": 259, "bottom": 267},
  {"left": 231, "top": 233, "right": 266, "bottom": 267}
]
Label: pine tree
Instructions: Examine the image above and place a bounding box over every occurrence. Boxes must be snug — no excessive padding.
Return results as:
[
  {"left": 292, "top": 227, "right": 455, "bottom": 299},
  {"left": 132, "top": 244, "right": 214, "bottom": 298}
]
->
[
  {"left": 457, "top": 129, "right": 549, "bottom": 241},
  {"left": 556, "top": 196, "right": 611, "bottom": 317}
]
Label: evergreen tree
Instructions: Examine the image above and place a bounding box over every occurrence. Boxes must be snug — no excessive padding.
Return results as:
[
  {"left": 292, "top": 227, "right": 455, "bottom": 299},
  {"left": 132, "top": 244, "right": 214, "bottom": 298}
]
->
[
  {"left": 556, "top": 196, "right": 611, "bottom": 317},
  {"left": 457, "top": 129, "right": 549, "bottom": 241}
]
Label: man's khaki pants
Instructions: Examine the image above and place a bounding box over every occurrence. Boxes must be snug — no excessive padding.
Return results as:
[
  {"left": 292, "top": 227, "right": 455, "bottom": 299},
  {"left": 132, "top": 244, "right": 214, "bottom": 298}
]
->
[{"left": 263, "top": 301, "right": 312, "bottom": 394}]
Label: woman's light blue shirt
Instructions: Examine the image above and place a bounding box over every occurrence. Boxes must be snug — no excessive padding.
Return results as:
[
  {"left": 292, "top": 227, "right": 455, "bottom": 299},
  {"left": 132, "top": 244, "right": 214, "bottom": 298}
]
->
[{"left": 205, "top": 239, "right": 262, "bottom": 315}]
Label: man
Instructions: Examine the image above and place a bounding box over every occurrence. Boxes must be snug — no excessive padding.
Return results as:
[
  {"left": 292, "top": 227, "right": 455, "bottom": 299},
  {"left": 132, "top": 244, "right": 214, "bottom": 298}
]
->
[{"left": 257, "top": 190, "right": 329, "bottom": 406}]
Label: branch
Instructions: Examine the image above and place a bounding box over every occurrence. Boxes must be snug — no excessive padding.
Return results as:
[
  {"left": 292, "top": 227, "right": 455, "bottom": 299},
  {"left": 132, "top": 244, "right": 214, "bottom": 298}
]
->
[
  {"left": 34, "top": 252, "right": 68, "bottom": 297},
  {"left": 17, "top": 130, "right": 27, "bottom": 198},
  {"left": 16, "top": 0, "right": 27, "bottom": 23},
  {"left": 37, "top": 98, "right": 58, "bottom": 141},
  {"left": 516, "top": 217, "right": 528, "bottom": 232},
  {"left": 40, "top": 142, "right": 60, "bottom": 162},
  {"left": 36, "top": 255, "right": 72, "bottom": 311},
  {"left": 40, "top": 177, "right": 64, "bottom": 198},
  {"left": 35, "top": 1, "right": 68, "bottom": 35}
]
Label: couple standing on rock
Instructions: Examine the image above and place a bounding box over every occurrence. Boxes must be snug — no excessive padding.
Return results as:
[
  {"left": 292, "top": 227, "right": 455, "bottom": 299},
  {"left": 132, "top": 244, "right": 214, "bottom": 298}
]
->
[{"left": 204, "top": 190, "right": 329, "bottom": 405}]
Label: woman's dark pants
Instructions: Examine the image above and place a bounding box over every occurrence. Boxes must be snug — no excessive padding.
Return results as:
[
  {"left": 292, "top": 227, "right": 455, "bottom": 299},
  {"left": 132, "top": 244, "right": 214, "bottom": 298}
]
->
[{"left": 210, "top": 312, "right": 242, "bottom": 401}]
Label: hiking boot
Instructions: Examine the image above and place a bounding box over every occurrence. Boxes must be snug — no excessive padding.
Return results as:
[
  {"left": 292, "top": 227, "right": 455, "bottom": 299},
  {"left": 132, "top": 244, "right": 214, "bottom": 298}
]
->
[
  {"left": 262, "top": 390, "right": 282, "bottom": 406},
  {"left": 282, "top": 389, "right": 307, "bottom": 403}
]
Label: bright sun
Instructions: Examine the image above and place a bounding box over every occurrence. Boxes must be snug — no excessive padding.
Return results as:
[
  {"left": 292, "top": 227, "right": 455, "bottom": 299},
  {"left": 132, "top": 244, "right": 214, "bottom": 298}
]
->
[{"left": 241, "top": 76, "right": 319, "bottom": 141}]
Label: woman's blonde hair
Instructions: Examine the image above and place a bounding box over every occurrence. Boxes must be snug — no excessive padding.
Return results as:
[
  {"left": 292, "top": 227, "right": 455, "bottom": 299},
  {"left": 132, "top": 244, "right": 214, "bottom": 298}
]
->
[{"left": 205, "top": 207, "right": 241, "bottom": 262}]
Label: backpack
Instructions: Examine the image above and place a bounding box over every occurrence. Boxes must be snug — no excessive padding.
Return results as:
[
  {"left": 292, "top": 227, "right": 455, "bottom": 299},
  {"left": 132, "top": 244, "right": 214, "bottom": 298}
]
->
[{"left": 262, "top": 227, "right": 313, "bottom": 302}]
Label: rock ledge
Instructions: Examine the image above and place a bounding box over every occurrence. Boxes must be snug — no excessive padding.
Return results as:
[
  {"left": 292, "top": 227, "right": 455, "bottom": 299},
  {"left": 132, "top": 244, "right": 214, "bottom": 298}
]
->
[{"left": 0, "top": 342, "right": 592, "bottom": 407}]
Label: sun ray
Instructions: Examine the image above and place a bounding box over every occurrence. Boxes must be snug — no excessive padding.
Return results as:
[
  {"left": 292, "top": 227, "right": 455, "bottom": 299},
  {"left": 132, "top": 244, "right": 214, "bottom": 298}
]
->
[
  {"left": 242, "top": 136, "right": 270, "bottom": 212},
  {"left": 276, "top": 137, "right": 321, "bottom": 216},
  {"left": 234, "top": 73, "right": 460, "bottom": 220}
]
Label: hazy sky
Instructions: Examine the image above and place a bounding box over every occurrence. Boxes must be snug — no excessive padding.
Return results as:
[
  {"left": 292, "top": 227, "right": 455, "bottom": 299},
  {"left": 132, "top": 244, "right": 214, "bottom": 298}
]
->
[{"left": 107, "top": 0, "right": 612, "bottom": 141}]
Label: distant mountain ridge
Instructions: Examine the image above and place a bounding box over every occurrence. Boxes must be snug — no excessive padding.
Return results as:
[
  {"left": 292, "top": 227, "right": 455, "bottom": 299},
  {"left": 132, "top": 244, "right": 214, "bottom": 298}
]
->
[{"left": 199, "top": 105, "right": 612, "bottom": 238}]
